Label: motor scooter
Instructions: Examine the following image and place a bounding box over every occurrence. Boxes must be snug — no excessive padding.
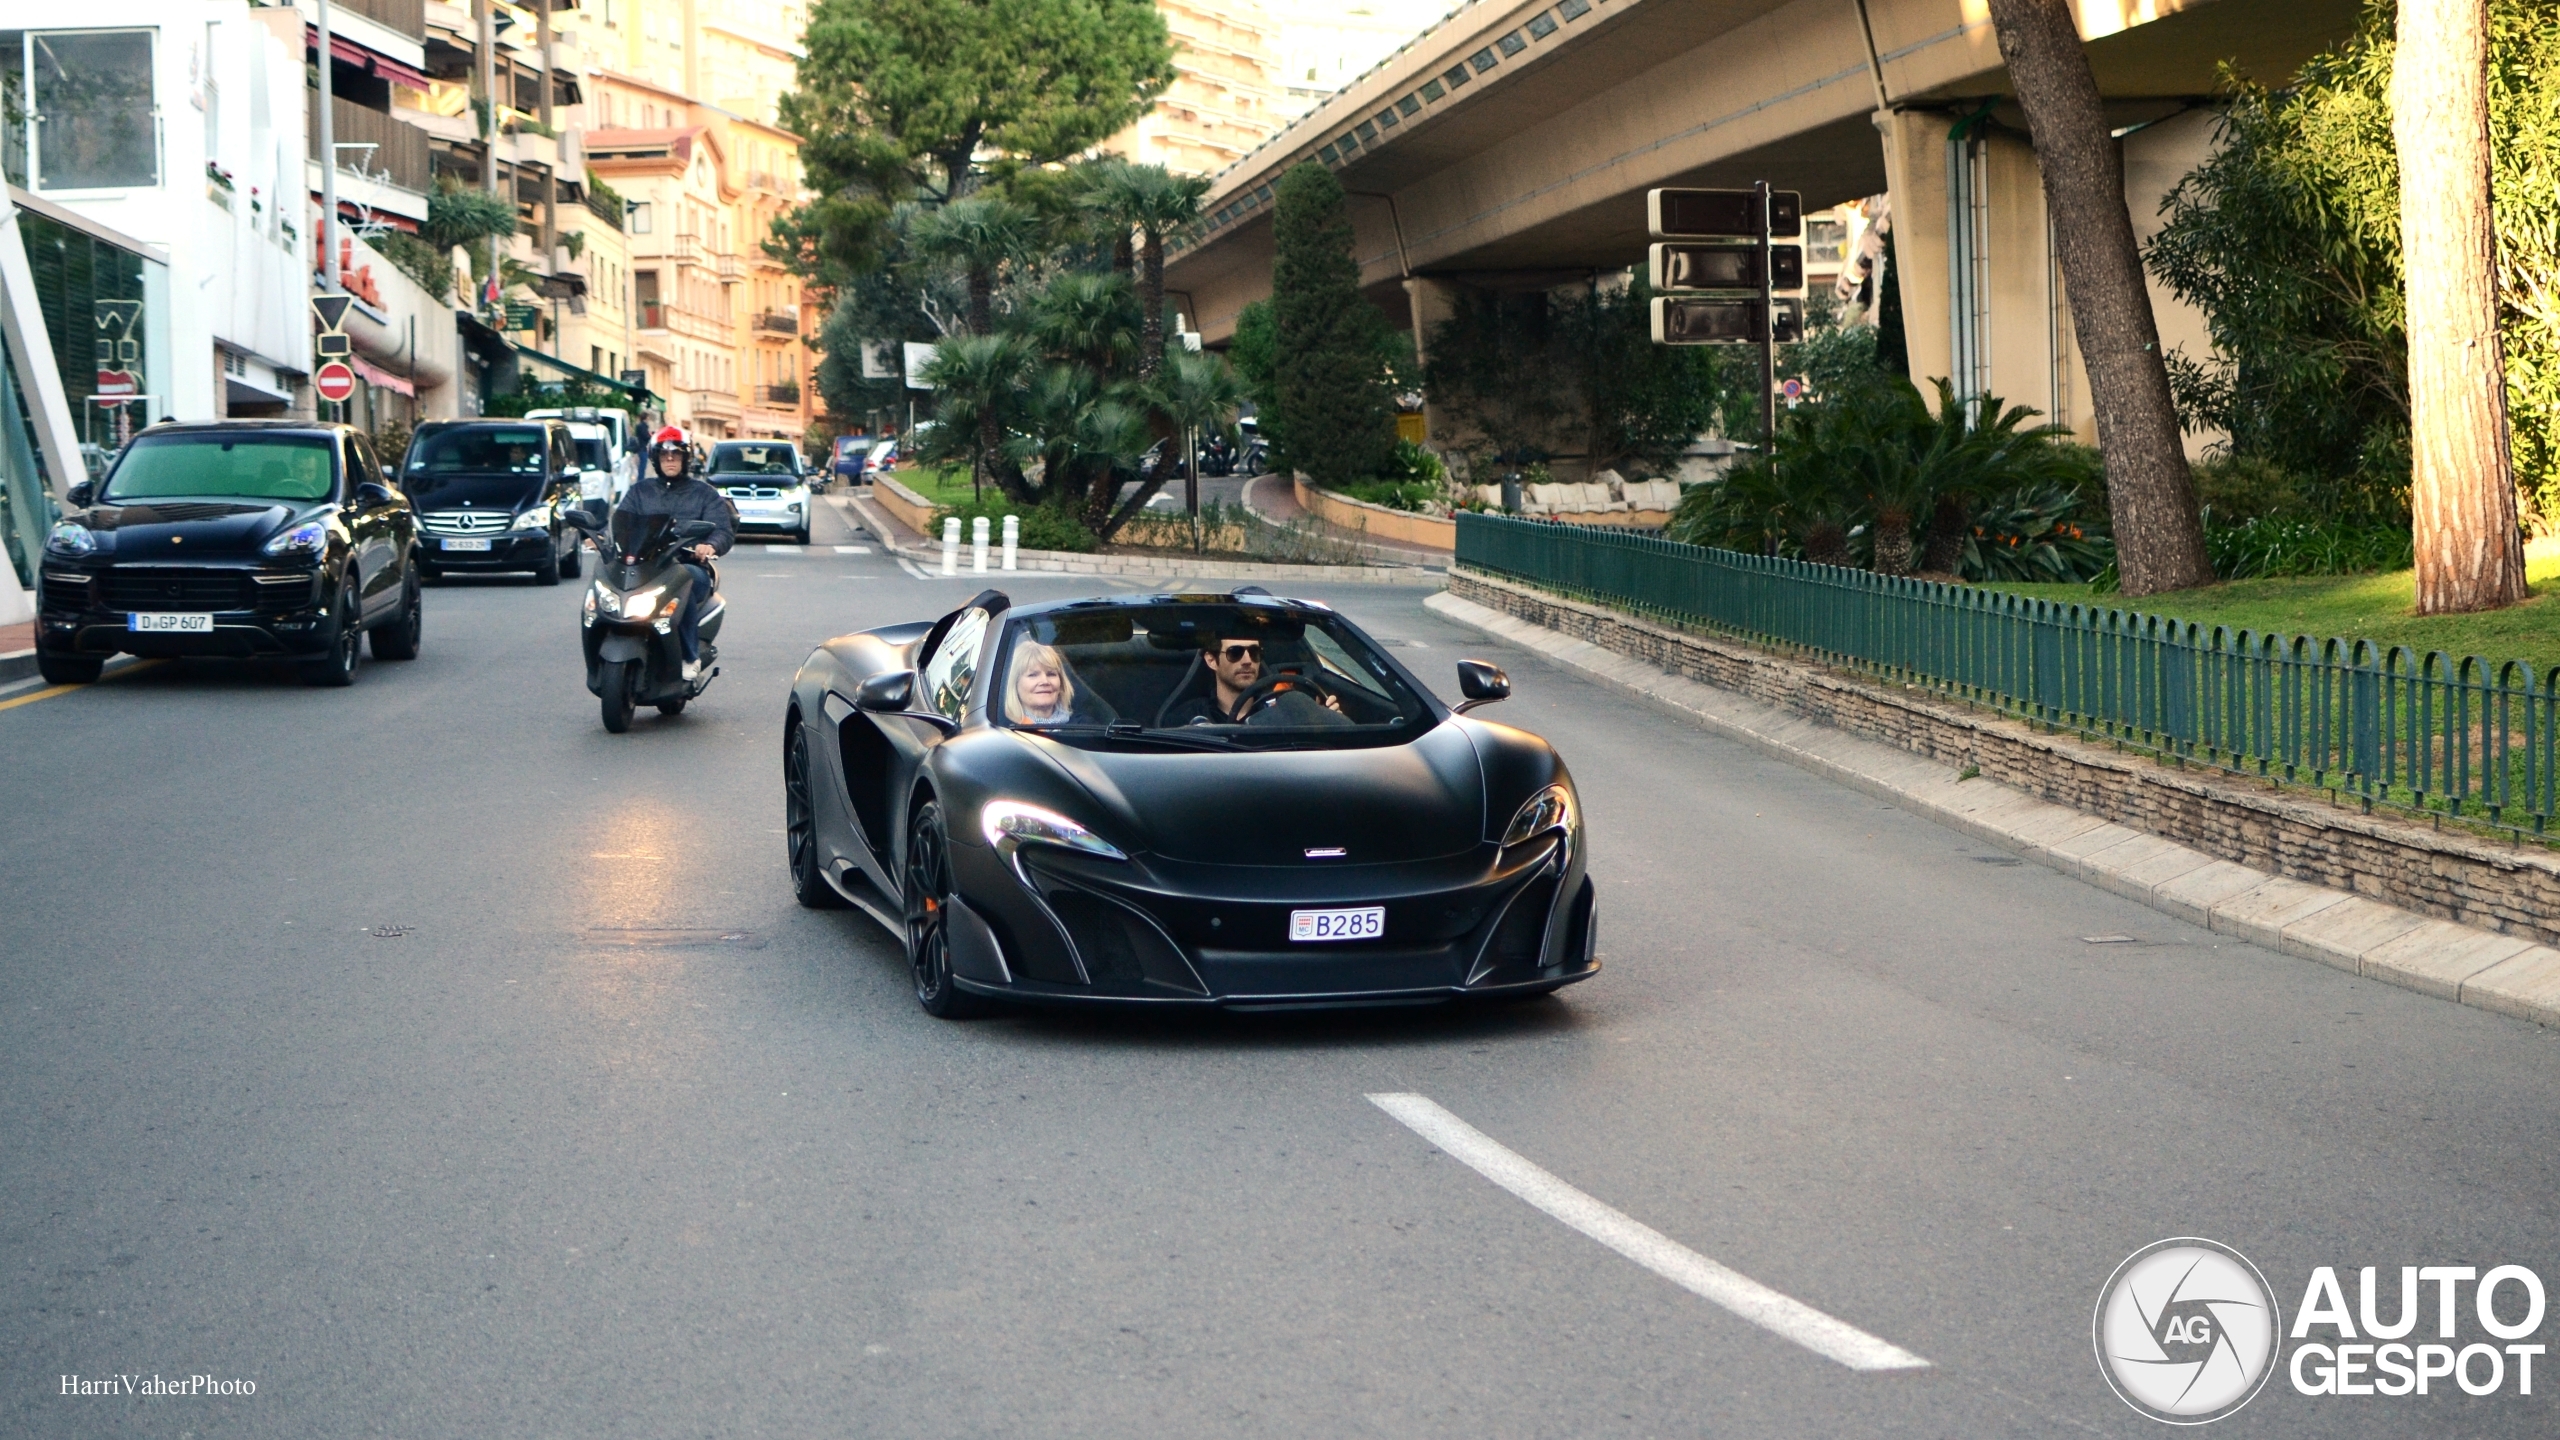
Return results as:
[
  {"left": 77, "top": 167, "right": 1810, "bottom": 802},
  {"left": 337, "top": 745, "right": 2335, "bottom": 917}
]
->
[{"left": 563, "top": 510, "right": 725, "bottom": 732}]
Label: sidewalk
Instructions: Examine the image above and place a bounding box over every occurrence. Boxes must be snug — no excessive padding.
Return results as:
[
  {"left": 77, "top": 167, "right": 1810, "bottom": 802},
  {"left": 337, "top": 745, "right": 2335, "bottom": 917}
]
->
[
  {"left": 834, "top": 488, "right": 1441, "bottom": 585},
  {"left": 1239, "top": 474, "right": 1455, "bottom": 568},
  {"left": 0, "top": 620, "right": 32, "bottom": 685},
  {"left": 1427, "top": 586, "right": 2560, "bottom": 1032}
]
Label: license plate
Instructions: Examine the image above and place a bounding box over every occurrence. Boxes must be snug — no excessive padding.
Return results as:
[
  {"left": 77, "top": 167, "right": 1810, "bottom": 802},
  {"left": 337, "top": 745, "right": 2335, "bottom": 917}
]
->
[
  {"left": 127, "top": 612, "right": 213, "bottom": 633},
  {"left": 442, "top": 536, "right": 492, "bottom": 551},
  {"left": 1289, "top": 906, "right": 1385, "bottom": 943}
]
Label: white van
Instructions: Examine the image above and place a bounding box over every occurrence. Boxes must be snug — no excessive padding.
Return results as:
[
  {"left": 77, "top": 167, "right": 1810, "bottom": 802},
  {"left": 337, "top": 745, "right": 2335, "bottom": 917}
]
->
[{"left": 525, "top": 406, "right": 639, "bottom": 495}]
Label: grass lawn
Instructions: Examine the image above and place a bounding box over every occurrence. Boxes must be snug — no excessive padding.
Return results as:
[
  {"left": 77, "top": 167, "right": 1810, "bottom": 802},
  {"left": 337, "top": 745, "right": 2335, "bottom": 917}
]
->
[
  {"left": 890, "top": 465, "right": 981, "bottom": 506},
  {"left": 1984, "top": 553, "right": 2560, "bottom": 671}
]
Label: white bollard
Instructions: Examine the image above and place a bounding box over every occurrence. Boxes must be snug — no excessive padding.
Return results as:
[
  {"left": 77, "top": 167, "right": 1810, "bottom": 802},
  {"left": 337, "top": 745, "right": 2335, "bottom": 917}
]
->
[
  {"left": 972, "top": 514, "right": 990, "bottom": 573},
  {"left": 1001, "top": 513, "right": 1019, "bottom": 571},
  {"left": 941, "top": 515, "right": 959, "bottom": 575}
]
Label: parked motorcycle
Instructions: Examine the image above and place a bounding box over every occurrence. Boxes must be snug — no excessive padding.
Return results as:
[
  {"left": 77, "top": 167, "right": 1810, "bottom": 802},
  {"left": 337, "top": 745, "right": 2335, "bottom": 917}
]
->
[{"left": 563, "top": 510, "right": 725, "bottom": 733}]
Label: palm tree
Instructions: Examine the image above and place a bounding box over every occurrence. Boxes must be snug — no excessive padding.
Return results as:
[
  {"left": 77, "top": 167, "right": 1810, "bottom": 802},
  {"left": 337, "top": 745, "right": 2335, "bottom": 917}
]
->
[
  {"left": 917, "top": 334, "right": 1037, "bottom": 501},
  {"left": 1093, "top": 350, "right": 1248, "bottom": 542},
  {"left": 1025, "top": 271, "right": 1140, "bottom": 375},
  {"left": 909, "top": 196, "right": 1038, "bottom": 335},
  {"left": 1085, "top": 162, "right": 1211, "bottom": 378}
]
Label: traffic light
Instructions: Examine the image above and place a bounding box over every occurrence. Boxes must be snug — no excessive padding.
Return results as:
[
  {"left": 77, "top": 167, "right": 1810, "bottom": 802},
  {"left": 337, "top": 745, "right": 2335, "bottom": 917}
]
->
[
  {"left": 1649, "top": 242, "right": 1803, "bottom": 294},
  {"left": 1650, "top": 296, "right": 1803, "bottom": 346},
  {"left": 1646, "top": 188, "right": 1801, "bottom": 241}
]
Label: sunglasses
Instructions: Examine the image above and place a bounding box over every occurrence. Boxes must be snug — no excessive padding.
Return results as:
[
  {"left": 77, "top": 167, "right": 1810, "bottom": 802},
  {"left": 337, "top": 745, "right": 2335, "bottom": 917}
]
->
[{"left": 1218, "top": 643, "right": 1262, "bottom": 661}]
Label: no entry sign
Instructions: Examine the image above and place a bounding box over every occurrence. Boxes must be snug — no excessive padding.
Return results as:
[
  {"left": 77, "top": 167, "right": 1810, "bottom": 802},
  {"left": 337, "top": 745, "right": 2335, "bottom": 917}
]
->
[{"left": 314, "top": 361, "right": 357, "bottom": 403}]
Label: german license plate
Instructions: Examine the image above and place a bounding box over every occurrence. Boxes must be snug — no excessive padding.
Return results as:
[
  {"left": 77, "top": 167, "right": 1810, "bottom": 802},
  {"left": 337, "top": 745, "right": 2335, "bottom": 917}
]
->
[
  {"left": 128, "top": 612, "right": 212, "bottom": 633},
  {"left": 1289, "top": 906, "right": 1384, "bottom": 943},
  {"left": 442, "top": 536, "right": 491, "bottom": 551}
]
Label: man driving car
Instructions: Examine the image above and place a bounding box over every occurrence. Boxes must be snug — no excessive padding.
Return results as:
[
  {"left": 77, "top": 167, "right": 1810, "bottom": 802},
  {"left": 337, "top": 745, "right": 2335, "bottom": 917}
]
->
[{"left": 1162, "top": 633, "right": 1341, "bottom": 725}]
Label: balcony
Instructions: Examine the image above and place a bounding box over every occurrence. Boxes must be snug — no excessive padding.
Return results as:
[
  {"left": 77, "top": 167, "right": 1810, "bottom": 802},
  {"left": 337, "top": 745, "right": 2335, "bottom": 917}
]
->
[
  {"left": 715, "top": 252, "right": 743, "bottom": 282},
  {"left": 689, "top": 388, "right": 741, "bottom": 419},
  {"left": 311, "top": 93, "right": 432, "bottom": 196},
  {"left": 638, "top": 301, "right": 665, "bottom": 330},
  {"left": 334, "top": 0, "right": 428, "bottom": 37},
  {"left": 753, "top": 310, "right": 797, "bottom": 336},
  {"left": 756, "top": 383, "right": 800, "bottom": 406}
]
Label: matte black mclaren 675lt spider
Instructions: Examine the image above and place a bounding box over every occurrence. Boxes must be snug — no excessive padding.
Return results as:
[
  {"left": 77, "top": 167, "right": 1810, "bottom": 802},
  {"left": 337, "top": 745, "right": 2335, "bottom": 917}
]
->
[{"left": 783, "top": 588, "right": 1598, "bottom": 1016}]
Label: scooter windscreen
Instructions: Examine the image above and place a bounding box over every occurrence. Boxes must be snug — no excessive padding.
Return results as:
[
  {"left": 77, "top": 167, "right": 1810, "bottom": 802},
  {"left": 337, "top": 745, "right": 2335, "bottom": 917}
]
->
[{"left": 609, "top": 511, "right": 679, "bottom": 557}]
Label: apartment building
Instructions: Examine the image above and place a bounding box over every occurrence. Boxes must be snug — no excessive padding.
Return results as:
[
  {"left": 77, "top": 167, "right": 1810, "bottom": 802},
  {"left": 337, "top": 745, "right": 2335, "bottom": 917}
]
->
[
  {"left": 582, "top": 73, "right": 810, "bottom": 440},
  {"left": 1106, "top": 0, "right": 1286, "bottom": 177}
]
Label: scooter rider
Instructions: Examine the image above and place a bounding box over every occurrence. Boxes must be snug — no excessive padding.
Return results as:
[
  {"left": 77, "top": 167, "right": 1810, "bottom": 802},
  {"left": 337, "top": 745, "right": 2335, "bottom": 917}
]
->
[{"left": 610, "top": 426, "right": 733, "bottom": 680}]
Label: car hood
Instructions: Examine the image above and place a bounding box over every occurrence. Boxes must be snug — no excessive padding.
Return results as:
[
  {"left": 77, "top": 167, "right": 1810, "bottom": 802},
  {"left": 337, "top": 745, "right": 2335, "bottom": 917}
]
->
[
  {"left": 1023, "top": 720, "right": 1486, "bottom": 865},
  {"left": 76, "top": 499, "right": 319, "bottom": 559}
]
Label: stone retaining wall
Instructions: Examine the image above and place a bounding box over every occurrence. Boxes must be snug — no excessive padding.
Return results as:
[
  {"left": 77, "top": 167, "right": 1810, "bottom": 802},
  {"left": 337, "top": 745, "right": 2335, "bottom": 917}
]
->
[{"left": 1451, "top": 569, "right": 2560, "bottom": 946}]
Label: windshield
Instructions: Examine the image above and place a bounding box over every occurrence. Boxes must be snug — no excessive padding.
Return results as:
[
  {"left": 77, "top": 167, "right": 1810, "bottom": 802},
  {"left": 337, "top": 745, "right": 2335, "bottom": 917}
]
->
[
  {"left": 573, "top": 437, "right": 611, "bottom": 469},
  {"left": 103, "top": 433, "right": 336, "bottom": 502},
  {"left": 708, "top": 443, "right": 801, "bottom": 477},
  {"left": 408, "top": 427, "right": 549, "bottom": 477},
  {"left": 993, "top": 602, "right": 1432, "bottom": 749}
]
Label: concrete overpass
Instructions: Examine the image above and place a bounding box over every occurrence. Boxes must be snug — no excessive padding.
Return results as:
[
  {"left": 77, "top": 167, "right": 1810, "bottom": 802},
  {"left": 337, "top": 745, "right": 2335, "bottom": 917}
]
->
[{"left": 1166, "top": 0, "right": 2361, "bottom": 446}]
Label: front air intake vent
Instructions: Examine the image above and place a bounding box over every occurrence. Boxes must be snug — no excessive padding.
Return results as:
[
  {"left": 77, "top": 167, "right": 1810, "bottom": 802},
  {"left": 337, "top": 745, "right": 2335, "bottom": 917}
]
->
[
  {"left": 1486, "top": 871, "right": 1561, "bottom": 970},
  {"left": 1041, "top": 888, "right": 1204, "bottom": 994}
]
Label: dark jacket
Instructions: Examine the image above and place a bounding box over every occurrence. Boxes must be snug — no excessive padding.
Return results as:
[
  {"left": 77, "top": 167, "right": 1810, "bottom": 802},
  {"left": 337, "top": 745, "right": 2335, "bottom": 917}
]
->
[{"left": 612, "top": 472, "right": 736, "bottom": 555}]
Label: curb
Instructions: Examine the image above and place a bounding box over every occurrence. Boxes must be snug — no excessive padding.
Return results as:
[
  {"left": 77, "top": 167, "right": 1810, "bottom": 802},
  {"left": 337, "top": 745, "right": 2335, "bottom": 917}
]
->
[
  {"left": 837, "top": 491, "right": 1443, "bottom": 585},
  {"left": 1424, "top": 588, "right": 2560, "bottom": 1030}
]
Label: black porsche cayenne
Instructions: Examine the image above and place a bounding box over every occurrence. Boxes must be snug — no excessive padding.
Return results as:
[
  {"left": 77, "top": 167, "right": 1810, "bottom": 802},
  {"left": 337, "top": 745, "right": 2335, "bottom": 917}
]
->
[{"left": 35, "top": 421, "right": 422, "bottom": 687}]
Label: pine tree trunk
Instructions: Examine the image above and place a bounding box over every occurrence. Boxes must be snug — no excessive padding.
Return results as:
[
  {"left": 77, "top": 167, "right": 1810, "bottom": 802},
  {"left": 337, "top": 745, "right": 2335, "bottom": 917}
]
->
[
  {"left": 1986, "top": 0, "right": 2213, "bottom": 597},
  {"left": 2396, "top": 0, "right": 2526, "bottom": 614}
]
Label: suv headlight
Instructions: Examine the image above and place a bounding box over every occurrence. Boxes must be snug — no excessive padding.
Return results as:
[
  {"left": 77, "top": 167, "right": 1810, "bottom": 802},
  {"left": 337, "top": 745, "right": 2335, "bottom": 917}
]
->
[
  {"left": 45, "top": 522, "right": 97, "bottom": 556},
  {"left": 981, "top": 801, "right": 1126, "bottom": 860},
  {"left": 260, "top": 519, "right": 330, "bottom": 558},
  {"left": 1501, "top": 784, "right": 1578, "bottom": 847},
  {"left": 512, "top": 503, "right": 553, "bottom": 531}
]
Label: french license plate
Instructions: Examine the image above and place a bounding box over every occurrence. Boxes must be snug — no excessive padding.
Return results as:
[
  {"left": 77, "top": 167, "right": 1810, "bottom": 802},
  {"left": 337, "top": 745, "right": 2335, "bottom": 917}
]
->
[
  {"left": 1289, "top": 906, "right": 1385, "bottom": 943},
  {"left": 127, "top": 612, "right": 213, "bottom": 633},
  {"left": 442, "top": 536, "right": 492, "bottom": 552}
]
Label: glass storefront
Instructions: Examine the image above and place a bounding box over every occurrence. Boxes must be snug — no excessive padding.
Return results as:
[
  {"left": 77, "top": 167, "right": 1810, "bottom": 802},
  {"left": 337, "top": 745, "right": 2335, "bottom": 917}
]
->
[
  {"left": 18, "top": 208, "right": 151, "bottom": 451},
  {"left": 0, "top": 341, "right": 50, "bottom": 591}
]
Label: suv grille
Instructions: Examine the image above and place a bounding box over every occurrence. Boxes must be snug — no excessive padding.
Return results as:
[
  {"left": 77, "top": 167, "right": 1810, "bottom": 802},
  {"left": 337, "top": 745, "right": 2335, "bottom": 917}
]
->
[
  {"left": 100, "top": 569, "right": 259, "bottom": 611},
  {"left": 719, "top": 484, "right": 790, "bottom": 500},
  {"left": 419, "top": 509, "right": 515, "bottom": 536}
]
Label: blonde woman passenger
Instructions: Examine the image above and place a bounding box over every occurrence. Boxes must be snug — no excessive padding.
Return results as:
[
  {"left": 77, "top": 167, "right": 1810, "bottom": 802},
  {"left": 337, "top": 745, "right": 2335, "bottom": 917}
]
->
[{"left": 1007, "top": 641, "right": 1095, "bottom": 727}]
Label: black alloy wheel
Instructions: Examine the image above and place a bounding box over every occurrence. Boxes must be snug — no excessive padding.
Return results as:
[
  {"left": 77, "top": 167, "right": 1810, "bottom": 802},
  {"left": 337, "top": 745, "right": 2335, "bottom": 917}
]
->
[
  {"left": 559, "top": 539, "right": 582, "bottom": 581},
  {"left": 785, "top": 722, "right": 845, "bottom": 909},
  {"left": 37, "top": 652, "right": 103, "bottom": 686},
  {"left": 300, "top": 578, "right": 362, "bottom": 687},
  {"left": 533, "top": 535, "right": 563, "bottom": 586},
  {"left": 598, "top": 659, "right": 635, "bottom": 732},
  {"left": 371, "top": 570, "right": 422, "bottom": 660},
  {"left": 903, "top": 800, "right": 994, "bottom": 1018}
]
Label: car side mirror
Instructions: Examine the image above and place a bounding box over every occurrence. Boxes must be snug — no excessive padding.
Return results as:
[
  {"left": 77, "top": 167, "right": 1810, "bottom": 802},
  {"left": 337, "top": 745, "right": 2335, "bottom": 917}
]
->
[
  {"left": 856, "top": 670, "right": 916, "bottom": 713},
  {"left": 355, "top": 481, "right": 396, "bottom": 509},
  {"left": 1455, "top": 659, "right": 1510, "bottom": 714},
  {"left": 66, "top": 480, "right": 94, "bottom": 508}
]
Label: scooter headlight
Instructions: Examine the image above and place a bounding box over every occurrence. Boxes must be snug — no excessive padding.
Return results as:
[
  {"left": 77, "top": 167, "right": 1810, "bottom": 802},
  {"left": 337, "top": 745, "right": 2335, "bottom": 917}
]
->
[{"left": 620, "top": 584, "right": 667, "bottom": 620}]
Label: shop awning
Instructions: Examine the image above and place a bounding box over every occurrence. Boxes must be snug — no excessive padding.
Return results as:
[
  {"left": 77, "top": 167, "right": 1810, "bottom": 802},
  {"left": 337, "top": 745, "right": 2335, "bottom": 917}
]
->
[
  {"left": 352, "top": 355, "right": 414, "bottom": 397},
  {"left": 308, "top": 26, "right": 432, "bottom": 92},
  {"left": 512, "top": 343, "right": 653, "bottom": 403}
]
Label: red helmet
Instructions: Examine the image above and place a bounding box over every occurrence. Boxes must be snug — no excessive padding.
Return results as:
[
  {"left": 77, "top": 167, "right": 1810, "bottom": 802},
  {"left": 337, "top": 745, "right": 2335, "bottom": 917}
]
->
[{"left": 647, "top": 425, "right": 691, "bottom": 476}]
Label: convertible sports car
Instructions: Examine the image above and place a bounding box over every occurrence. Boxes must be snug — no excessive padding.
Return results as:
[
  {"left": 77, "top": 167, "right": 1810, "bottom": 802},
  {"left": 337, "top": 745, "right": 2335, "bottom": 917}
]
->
[{"left": 783, "top": 587, "right": 1597, "bottom": 1015}]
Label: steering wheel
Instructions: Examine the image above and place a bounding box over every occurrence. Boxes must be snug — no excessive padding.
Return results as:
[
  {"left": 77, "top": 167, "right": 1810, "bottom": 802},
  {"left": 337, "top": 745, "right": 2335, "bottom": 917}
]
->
[{"left": 1228, "top": 667, "right": 1337, "bottom": 723}]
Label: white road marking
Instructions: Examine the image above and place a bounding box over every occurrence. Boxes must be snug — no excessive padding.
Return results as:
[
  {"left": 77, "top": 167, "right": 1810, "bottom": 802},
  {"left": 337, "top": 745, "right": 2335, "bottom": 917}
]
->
[
  {"left": 894, "top": 557, "right": 933, "bottom": 579},
  {"left": 1366, "top": 1094, "right": 1930, "bottom": 1373},
  {"left": 834, "top": 545, "right": 873, "bottom": 554}
]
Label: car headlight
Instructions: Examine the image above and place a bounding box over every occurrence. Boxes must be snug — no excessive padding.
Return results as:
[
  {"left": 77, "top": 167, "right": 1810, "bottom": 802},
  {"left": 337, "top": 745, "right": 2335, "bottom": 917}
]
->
[
  {"left": 512, "top": 504, "right": 553, "bottom": 531},
  {"left": 45, "top": 522, "right": 97, "bottom": 556},
  {"left": 260, "top": 519, "right": 330, "bottom": 558},
  {"left": 1501, "top": 783, "right": 1578, "bottom": 847},
  {"left": 981, "top": 800, "right": 1127, "bottom": 860}
]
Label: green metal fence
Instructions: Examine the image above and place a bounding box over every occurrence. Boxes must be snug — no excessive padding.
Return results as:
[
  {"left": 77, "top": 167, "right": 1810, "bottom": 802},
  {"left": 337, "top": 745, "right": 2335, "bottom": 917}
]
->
[{"left": 1456, "top": 513, "right": 2560, "bottom": 838}]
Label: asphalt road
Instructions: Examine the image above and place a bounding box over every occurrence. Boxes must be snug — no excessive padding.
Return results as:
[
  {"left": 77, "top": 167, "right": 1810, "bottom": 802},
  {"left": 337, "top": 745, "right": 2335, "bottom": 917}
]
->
[{"left": 6, "top": 498, "right": 2558, "bottom": 1438}]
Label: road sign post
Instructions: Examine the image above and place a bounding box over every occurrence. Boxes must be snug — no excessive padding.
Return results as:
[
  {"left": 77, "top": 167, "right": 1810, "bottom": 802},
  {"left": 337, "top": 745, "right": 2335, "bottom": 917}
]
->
[
  {"left": 1646, "top": 185, "right": 1808, "bottom": 452},
  {"left": 315, "top": 362, "right": 357, "bottom": 405}
]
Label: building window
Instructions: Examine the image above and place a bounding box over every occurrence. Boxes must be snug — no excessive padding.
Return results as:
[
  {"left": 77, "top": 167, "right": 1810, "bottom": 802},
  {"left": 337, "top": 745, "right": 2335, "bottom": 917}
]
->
[
  {"left": 1443, "top": 65, "right": 1469, "bottom": 90},
  {"left": 1527, "top": 12, "right": 1558, "bottom": 40},
  {"left": 628, "top": 202, "right": 651, "bottom": 234},
  {"left": 1468, "top": 49, "right": 1497, "bottom": 74},
  {"left": 635, "top": 269, "right": 662, "bottom": 329},
  {"left": 1559, "top": 0, "right": 1591, "bottom": 18},
  {"left": 1495, "top": 31, "right": 1527, "bottom": 58},
  {"left": 1397, "top": 95, "right": 1420, "bottom": 118},
  {"left": 31, "top": 30, "right": 159, "bottom": 191},
  {"left": 1420, "top": 79, "right": 1444, "bottom": 103}
]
